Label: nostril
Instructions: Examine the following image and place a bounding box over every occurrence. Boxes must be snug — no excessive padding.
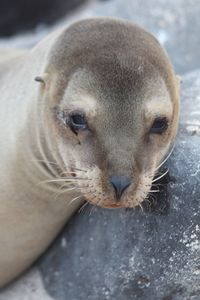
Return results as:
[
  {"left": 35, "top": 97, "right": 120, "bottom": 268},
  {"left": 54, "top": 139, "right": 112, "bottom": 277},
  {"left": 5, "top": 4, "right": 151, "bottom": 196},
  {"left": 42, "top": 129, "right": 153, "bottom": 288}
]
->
[{"left": 109, "top": 175, "right": 132, "bottom": 200}]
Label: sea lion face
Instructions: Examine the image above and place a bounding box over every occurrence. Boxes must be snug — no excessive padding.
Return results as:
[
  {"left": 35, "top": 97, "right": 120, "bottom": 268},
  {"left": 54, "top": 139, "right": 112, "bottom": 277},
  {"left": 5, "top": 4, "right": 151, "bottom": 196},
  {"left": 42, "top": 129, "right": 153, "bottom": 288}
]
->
[{"left": 42, "top": 18, "right": 180, "bottom": 208}]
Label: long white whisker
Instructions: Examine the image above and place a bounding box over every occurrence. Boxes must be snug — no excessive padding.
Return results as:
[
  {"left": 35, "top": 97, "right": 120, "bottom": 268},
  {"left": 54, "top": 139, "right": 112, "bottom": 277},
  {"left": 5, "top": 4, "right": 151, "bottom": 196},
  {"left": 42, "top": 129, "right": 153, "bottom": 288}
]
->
[
  {"left": 138, "top": 202, "right": 144, "bottom": 212},
  {"left": 54, "top": 187, "right": 80, "bottom": 200},
  {"left": 155, "top": 144, "right": 175, "bottom": 171},
  {"left": 38, "top": 177, "right": 91, "bottom": 185},
  {"left": 31, "top": 159, "right": 59, "bottom": 166},
  {"left": 31, "top": 160, "right": 87, "bottom": 175},
  {"left": 69, "top": 195, "right": 83, "bottom": 205},
  {"left": 148, "top": 194, "right": 156, "bottom": 202},
  {"left": 70, "top": 167, "right": 87, "bottom": 172},
  {"left": 152, "top": 169, "right": 169, "bottom": 183},
  {"left": 58, "top": 182, "right": 73, "bottom": 191},
  {"left": 78, "top": 201, "right": 89, "bottom": 213}
]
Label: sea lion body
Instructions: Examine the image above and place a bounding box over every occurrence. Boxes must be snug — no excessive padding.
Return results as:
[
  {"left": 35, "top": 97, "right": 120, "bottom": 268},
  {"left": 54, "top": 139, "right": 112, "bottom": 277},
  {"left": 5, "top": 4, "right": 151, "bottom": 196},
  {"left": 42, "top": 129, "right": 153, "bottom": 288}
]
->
[
  {"left": 0, "top": 36, "right": 83, "bottom": 287},
  {"left": 0, "top": 18, "right": 180, "bottom": 287}
]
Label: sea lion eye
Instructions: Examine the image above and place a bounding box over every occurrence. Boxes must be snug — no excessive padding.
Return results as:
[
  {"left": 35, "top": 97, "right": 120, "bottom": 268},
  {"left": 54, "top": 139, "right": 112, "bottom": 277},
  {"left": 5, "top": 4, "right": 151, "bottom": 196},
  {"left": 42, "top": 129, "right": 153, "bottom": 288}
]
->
[
  {"left": 150, "top": 117, "right": 169, "bottom": 134},
  {"left": 69, "top": 113, "right": 87, "bottom": 132}
]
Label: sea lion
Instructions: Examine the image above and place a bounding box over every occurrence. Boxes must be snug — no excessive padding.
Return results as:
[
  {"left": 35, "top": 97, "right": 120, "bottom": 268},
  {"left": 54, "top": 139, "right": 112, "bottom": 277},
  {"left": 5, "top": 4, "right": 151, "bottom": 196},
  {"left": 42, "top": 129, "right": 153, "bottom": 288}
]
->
[{"left": 0, "top": 17, "right": 180, "bottom": 287}]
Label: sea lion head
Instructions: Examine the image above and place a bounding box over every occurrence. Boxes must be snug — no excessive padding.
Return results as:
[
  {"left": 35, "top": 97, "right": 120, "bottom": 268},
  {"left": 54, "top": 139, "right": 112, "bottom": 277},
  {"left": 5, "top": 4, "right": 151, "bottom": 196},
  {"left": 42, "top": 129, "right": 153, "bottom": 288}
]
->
[{"left": 37, "top": 18, "right": 180, "bottom": 208}]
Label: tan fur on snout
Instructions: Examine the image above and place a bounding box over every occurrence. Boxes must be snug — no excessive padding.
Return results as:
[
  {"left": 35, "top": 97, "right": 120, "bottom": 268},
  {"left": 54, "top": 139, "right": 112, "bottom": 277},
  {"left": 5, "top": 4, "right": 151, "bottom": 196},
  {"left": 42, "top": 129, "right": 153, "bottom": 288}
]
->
[{"left": 0, "top": 17, "right": 180, "bottom": 287}]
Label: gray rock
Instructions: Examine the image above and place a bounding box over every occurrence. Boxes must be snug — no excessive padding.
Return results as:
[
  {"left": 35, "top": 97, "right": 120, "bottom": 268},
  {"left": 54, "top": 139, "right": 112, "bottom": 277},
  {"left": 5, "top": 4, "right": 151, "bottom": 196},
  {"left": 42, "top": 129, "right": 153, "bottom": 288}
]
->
[
  {"left": 0, "top": 0, "right": 87, "bottom": 37},
  {"left": 37, "top": 70, "right": 200, "bottom": 300},
  {"left": 83, "top": 0, "right": 200, "bottom": 75},
  {"left": 1, "top": 0, "right": 200, "bottom": 74}
]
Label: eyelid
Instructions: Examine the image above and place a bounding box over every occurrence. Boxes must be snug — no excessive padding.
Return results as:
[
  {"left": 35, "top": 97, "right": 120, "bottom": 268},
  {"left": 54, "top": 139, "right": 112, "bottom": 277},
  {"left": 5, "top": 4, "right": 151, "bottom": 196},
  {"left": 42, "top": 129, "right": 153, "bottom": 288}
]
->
[{"left": 151, "top": 115, "right": 169, "bottom": 123}]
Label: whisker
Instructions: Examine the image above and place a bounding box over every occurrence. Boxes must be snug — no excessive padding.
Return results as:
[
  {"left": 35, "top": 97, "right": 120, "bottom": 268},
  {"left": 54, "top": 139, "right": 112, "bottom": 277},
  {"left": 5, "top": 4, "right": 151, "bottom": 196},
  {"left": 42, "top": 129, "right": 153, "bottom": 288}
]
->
[
  {"left": 58, "top": 182, "right": 73, "bottom": 192},
  {"left": 31, "top": 159, "right": 87, "bottom": 173},
  {"left": 37, "top": 179, "right": 76, "bottom": 186},
  {"left": 30, "top": 158, "right": 61, "bottom": 178},
  {"left": 88, "top": 198, "right": 102, "bottom": 215},
  {"left": 152, "top": 169, "right": 169, "bottom": 183},
  {"left": 54, "top": 187, "right": 78, "bottom": 200},
  {"left": 71, "top": 167, "right": 87, "bottom": 173},
  {"left": 31, "top": 160, "right": 88, "bottom": 179},
  {"left": 61, "top": 176, "right": 91, "bottom": 181},
  {"left": 144, "top": 198, "right": 151, "bottom": 205},
  {"left": 31, "top": 159, "right": 59, "bottom": 166},
  {"left": 148, "top": 170, "right": 163, "bottom": 178},
  {"left": 148, "top": 194, "right": 156, "bottom": 203},
  {"left": 38, "top": 177, "right": 91, "bottom": 185},
  {"left": 69, "top": 195, "right": 83, "bottom": 205},
  {"left": 155, "top": 144, "right": 175, "bottom": 171},
  {"left": 138, "top": 202, "right": 144, "bottom": 212},
  {"left": 89, "top": 206, "right": 95, "bottom": 216},
  {"left": 78, "top": 201, "right": 89, "bottom": 213}
]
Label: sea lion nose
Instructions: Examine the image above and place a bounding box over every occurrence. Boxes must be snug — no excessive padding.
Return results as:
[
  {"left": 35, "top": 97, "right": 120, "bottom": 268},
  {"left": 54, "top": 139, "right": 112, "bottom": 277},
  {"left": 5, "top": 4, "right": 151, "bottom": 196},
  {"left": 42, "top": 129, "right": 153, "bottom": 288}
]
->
[{"left": 110, "top": 175, "right": 131, "bottom": 200}]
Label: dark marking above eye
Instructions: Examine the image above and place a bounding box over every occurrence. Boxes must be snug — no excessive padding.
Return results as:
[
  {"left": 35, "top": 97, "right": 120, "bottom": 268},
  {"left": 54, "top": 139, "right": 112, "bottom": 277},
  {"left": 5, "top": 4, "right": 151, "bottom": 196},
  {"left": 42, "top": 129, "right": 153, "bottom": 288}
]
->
[{"left": 150, "top": 117, "right": 169, "bottom": 134}]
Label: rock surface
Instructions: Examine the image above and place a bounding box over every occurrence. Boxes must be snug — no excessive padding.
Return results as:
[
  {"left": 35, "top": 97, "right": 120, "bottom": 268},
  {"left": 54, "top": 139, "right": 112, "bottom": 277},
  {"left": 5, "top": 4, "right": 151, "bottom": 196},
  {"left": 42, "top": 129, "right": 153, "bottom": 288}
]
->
[
  {"left": 0, "top": 0, "right": 87, "bottom": 37},
  {"left": 84, "top": 0, "right": 200, "bottom": 75}
]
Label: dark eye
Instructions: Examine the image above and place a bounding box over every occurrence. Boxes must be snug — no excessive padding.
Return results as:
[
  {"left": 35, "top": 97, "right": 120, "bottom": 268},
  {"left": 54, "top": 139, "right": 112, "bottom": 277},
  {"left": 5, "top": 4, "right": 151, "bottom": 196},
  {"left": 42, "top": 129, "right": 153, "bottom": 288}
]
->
[
  {"left": 150, "top": 117, "right": 169, "bottom": 134},
  {"left": 69, "top": 113, "right": 87, "bottom": 133}
]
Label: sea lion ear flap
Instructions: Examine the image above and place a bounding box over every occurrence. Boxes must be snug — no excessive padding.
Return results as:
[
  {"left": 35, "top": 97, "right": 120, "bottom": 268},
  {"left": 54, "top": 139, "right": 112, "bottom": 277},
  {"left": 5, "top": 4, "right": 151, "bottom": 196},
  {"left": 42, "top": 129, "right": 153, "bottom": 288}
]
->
[{"left": 34, "top": 73, "right": 48, "bottom": 85}]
